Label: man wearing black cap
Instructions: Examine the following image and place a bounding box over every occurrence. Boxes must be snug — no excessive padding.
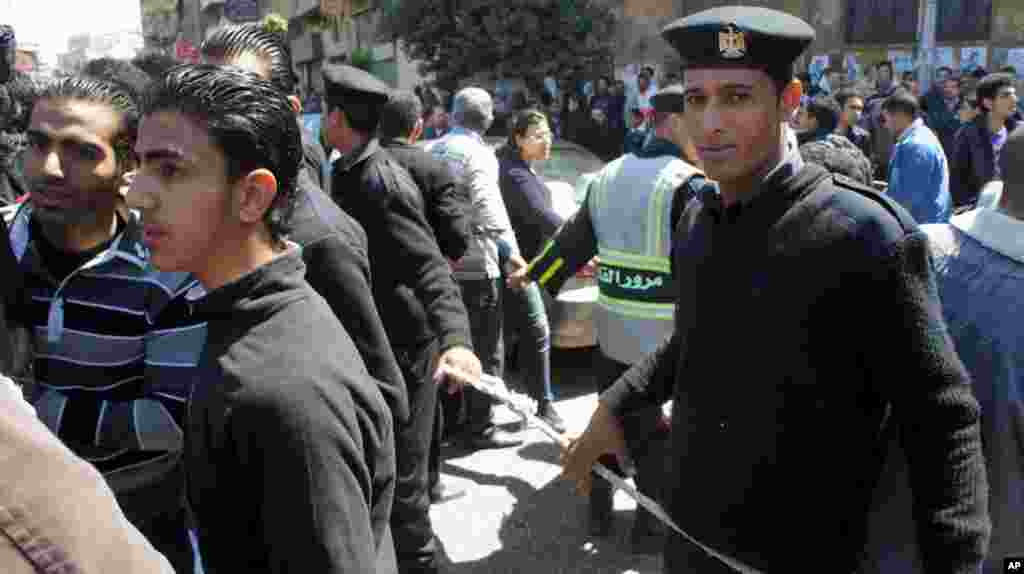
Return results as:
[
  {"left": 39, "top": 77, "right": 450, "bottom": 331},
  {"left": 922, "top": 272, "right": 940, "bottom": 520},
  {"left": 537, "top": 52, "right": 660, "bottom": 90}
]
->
[
  {"left": 561, "top": 6, "right": 989, "bottom": 573},
  {"left": 322, "top": 63, "right": 480, "bottom": 574},
  {"left": 511, "top": 84, "right": 705, "bottom": 552}
]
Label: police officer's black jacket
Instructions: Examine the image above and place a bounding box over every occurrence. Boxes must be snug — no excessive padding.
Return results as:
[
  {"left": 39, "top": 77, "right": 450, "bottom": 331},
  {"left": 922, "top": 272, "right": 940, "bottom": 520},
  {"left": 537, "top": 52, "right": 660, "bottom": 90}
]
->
[
  {"left": 186, "top": 249, "right": 397, "bottom": 574},
  {"left": 289, "top": 169, "right": 408, "bottom": 423},
  {"left": 379, "top": 138, "right": 471, "bottom": 261},
  {"left": 603, "top": 160, "right": 990, "bottom": 573},
  {"left": 331, "top": 138, "right": 473, "bottom": 353}
]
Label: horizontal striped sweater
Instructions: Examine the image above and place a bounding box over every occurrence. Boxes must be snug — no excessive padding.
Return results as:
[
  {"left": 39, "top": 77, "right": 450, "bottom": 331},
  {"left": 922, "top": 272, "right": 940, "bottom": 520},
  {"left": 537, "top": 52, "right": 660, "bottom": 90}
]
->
[{"left": 8, "top": 204, "right": 205, "bottom": 514}]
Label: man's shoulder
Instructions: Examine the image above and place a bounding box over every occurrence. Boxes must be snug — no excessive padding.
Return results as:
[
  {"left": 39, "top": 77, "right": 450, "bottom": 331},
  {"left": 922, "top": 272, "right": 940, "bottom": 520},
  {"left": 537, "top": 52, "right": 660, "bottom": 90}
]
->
[
  {"left": 290, "top": 174, "right": 368, "bottom": 251},
  {"left": 801, "top": 172, "right": 918, "bottom": 245}
]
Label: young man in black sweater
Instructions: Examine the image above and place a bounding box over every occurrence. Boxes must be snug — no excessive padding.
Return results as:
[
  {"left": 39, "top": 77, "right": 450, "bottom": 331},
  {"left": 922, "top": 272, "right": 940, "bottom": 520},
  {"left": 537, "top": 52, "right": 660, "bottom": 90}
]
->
[
  {"left": 128, "top": 64, "right": 396, "bottom": 573},
  {"left": 561, "top": 7, "right": 990, "bottom": 573}
]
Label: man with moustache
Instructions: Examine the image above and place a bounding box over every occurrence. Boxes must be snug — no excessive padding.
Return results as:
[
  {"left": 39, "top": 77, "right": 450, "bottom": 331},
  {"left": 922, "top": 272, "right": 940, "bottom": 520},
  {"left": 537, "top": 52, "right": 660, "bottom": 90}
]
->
[
  {"left": 10, "top": 75, "right": 204, "bottom": 573},
  {"left": 560, "top": 7, "right": 990, "bottom": 573}
]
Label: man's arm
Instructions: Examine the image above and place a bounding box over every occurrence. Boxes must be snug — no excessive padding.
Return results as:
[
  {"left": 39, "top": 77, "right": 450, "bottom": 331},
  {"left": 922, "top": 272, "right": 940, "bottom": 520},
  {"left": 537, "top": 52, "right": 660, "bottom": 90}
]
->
[
  {"left": 866, "top": 230, "right": 989, "bottom": 573},
  {"left": 373, "top": 165, "right": 473, "bottom": 353},
  {"left": 520, "top": 184, "right": 599, "bottom": 295},
  {"left": 302, "top": 234, "right": 410, "bottom": 423}
]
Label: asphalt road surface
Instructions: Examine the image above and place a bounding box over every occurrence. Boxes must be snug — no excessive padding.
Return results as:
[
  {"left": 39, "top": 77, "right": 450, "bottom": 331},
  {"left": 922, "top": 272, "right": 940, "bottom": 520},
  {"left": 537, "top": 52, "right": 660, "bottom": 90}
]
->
[{"left": 431, "top": 347, "right": 664, "bottom": 574}]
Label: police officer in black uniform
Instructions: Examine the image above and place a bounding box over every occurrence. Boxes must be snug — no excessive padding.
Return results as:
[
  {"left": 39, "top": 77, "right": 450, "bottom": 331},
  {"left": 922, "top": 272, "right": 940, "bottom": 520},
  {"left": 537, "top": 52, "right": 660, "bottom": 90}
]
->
[
  {"left": 322, "top": 64, "right": 481, "bottom": 574},
  {"left": 561, "top": 7, "right": 990, "bottom": 573}
]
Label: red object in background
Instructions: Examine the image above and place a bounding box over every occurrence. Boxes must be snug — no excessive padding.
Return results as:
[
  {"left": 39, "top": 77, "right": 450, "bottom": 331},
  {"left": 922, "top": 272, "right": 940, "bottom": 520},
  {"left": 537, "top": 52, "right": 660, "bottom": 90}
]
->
[{"left": 175, "top": 39, "right": 199, "bottom": 63}]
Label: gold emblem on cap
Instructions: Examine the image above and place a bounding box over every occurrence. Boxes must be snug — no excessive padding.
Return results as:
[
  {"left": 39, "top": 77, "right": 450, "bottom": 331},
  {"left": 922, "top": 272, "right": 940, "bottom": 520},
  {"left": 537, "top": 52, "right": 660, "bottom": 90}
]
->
[{"left": 719, "top": 24, "right": 747, "bottom": 59}]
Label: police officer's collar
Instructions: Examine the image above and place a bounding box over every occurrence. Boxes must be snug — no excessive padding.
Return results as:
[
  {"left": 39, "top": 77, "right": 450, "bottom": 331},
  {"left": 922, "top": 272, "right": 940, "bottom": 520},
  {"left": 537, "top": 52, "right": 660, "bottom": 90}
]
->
[
  {"left": 635, "top": 136, "right": 684, "bottom": 160},
  {"left": 700, "top": 144, "right": 808, "bottom": 224},
  {"left": 335, "top": 137, "right": 380, "bottom": 173}
]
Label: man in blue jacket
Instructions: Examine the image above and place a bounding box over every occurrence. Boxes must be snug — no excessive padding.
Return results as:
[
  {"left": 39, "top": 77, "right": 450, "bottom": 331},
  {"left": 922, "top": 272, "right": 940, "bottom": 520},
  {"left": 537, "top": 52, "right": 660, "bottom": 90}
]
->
[{"left": 884, "top": 89, "right": 951, "bottom": 223}]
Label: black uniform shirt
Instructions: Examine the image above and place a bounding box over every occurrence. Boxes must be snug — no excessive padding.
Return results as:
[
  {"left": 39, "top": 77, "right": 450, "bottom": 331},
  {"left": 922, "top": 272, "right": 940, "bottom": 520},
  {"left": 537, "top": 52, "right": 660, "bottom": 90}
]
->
[
  {"left": 331, "top": 138, "right": 472, "bottom": 352},
  {"left": 603, "top": 154, "right": 989, "bottom": 573}
]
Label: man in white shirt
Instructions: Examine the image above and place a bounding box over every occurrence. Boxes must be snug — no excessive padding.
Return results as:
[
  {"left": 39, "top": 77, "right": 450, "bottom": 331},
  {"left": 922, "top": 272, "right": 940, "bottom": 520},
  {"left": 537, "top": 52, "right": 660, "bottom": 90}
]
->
[{"left": 427, "top": 87, "right": 524, "bottom": 449}]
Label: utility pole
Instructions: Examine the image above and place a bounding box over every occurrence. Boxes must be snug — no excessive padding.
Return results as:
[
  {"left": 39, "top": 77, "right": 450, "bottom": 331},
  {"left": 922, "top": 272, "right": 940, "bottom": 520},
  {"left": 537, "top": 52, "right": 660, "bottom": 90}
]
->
[{"left": 917, "top": 0, "right": 938, "bottom": 93}]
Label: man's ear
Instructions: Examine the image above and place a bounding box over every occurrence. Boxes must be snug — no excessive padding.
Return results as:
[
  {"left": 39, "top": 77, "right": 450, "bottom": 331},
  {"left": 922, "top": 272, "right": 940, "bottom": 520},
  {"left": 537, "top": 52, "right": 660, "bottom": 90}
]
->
[
  {"left": 288, "top": 95, "right": 302, "bottom": 115},
  {"left": 235, "top": 169, "right": 278, "bottom": 226}
]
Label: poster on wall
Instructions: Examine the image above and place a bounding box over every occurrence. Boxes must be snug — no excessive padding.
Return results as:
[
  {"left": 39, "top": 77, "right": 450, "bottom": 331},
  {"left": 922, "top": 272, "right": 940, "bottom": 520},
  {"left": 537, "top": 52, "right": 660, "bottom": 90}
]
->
[
  {"left": 888, "top": 50, "right": 914, "bottom": 76},
  {"left": 960, "top": 46, "right": 987, "bottom": 74},
  {"left": 933, "top": 47, "right": 955, "bottom": 70}
]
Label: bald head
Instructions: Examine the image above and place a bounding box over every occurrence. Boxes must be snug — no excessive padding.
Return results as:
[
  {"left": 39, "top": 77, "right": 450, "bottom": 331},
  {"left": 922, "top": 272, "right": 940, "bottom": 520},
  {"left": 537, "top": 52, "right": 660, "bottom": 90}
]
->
[{"left": 1000, "top": 125, "right": 1024, "bottom": 218}]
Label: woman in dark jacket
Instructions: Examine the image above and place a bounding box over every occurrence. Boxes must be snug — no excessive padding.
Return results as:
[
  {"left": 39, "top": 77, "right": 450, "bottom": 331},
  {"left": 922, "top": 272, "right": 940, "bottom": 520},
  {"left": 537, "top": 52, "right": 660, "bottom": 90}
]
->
[{"left": 497, "top": 109, "right": 565, "bottom": 432}]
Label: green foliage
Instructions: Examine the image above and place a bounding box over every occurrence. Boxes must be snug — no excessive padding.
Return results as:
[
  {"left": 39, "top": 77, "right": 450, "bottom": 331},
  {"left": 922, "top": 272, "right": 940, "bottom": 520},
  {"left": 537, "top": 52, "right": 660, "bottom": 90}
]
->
[
  {"left": 384, "top": 0, "right": 617, "bottom": 89},
  {"left": 262, "top": 13, "right": 289, "bottom": 35}
]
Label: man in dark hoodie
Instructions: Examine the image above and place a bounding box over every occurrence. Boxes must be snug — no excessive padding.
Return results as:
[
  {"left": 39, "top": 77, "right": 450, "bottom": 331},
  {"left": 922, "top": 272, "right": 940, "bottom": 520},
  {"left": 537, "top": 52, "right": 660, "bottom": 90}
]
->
[
  {"left": 950, "top": 72, "right": 1019, "bottom": 210},
  {"left": 127, "top": 64, "right": 397, "bottom": 573},
  {"left": 199, "top": 22, "right": 408, "bottom": 423}
]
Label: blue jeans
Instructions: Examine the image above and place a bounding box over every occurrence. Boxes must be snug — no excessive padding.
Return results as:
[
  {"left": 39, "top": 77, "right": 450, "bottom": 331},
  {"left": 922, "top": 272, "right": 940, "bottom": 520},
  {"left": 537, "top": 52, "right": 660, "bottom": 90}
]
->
[
  {"left": 458, "top": 278, "right": 504, "bottom": 433},
  {"left": 504, "top": 282, "right": 554, "bottom": 402}
]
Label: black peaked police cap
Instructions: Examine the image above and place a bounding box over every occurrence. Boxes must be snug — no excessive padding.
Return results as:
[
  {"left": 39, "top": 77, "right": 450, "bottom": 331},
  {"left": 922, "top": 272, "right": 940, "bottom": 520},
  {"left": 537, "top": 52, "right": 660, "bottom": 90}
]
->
[{"left": 661, "top": 6, "right": 815, "bottom": 73}]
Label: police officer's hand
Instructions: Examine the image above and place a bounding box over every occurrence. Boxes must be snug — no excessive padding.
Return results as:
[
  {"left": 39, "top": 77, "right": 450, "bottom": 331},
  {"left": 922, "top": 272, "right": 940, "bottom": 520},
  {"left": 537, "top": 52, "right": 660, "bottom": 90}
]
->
[
  {"left": 560, "top": 400, "right": 628, "bottom": 497},
  {"left": 432, "top": 345, "right": 482, "bottom": 394},
  {"left": 505, "top": 255, "right": 532, "bottom": 289}
]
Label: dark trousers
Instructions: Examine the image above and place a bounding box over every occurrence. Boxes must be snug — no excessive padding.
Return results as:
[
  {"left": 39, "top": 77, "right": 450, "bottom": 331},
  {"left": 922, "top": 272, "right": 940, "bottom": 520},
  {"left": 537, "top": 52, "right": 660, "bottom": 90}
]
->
[
  {"left": 457, "top": 278, "right": 504, "bottom": 433},
  {"left": 391, "top": 338, "right": 442, "bottom": 573},
  {"left": 503, "top": 282, "right": 554, "bottom": 403}
]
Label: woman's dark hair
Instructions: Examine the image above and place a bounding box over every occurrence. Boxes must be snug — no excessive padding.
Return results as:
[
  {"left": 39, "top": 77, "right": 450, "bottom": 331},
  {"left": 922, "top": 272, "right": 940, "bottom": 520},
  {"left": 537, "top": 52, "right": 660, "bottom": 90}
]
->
[
  {"left": 36, "top": 75, "right": 139, "bottom": 170},
  {"left": 142, "top": 64, "right": 302, "bottom": 242},
  {"left": 200, "top": 24, "right": 294, "bottom": 97},
  {"left": 976, "top": 73, "right": 1016, "bottom": 113},
  {"left": 498, "top": 108, "right": 548, "bottom": 160}
]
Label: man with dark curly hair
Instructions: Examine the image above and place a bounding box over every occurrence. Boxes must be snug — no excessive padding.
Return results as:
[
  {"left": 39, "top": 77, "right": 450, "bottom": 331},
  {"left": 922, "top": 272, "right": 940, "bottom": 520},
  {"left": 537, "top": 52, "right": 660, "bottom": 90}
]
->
[{"left": 799, "top": 133, "right": 874, "bottom": 185}]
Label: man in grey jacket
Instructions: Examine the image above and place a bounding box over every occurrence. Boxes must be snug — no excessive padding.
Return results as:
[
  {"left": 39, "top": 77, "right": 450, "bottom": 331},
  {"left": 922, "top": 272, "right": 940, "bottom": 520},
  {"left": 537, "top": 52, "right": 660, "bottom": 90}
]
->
[{"left": 426, "top": 87, "right": 524, "bottom": 449}]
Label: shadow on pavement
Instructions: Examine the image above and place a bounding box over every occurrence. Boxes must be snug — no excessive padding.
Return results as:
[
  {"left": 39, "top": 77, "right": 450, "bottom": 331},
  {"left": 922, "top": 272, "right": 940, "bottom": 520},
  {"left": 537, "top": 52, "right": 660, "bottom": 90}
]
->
[{"left": 438, "top": 462, "right": 662, "bottom": 574}]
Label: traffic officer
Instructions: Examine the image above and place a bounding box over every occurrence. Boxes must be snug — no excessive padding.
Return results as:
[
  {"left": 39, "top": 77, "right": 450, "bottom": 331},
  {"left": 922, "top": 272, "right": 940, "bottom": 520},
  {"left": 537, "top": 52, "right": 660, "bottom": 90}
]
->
[
  {"left": 322, "top": 64, "right": 481, "bottom": 574},
  {"left": 510, "top": 84, "right": 708, "bottom": 551},
  {"left": 560, "top": 6, "right": 990, "bottom": 573}
]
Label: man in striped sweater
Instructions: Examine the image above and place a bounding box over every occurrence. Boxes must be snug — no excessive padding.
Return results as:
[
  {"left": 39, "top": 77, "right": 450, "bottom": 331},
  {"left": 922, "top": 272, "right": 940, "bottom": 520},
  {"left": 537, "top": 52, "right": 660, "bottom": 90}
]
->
[{"left": 11, "top": 75, "right": 204, "bottom": 573}]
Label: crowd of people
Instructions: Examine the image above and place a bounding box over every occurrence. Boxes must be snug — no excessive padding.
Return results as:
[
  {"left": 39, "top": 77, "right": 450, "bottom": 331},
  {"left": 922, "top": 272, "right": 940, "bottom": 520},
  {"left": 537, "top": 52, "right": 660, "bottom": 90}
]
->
[{"left": 0, "top": 3, "right": 1021, "bottom": 573}]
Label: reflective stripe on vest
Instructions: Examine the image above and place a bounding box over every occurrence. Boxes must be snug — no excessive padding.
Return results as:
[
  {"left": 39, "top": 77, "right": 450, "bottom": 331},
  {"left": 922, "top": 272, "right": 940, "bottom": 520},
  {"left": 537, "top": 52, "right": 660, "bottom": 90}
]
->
[{"left": 589, "top": 154, "right": 701, "bottom": 322}]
